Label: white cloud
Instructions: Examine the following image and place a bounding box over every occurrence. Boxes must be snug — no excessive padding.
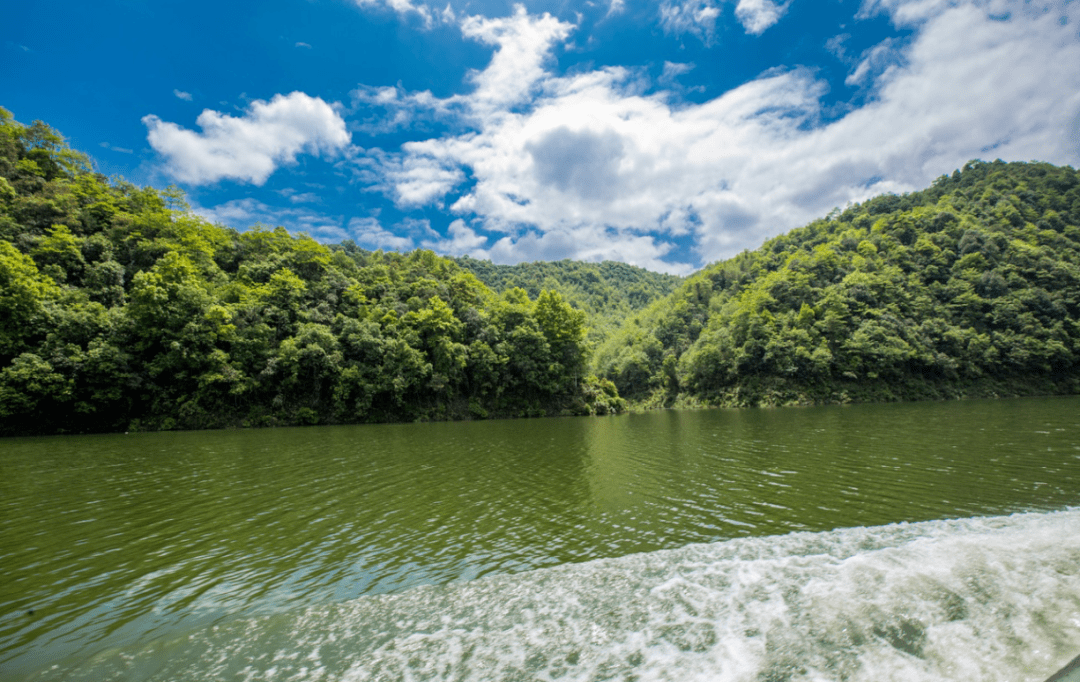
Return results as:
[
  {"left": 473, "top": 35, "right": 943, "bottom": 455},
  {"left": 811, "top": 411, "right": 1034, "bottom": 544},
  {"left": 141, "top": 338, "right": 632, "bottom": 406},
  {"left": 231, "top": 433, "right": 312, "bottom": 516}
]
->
[
  {"left": 194, "top": 198, "right": 350, "bottom": 242},
  {"left": 386, "top": 148, "right": 466, "bottom": 206},
  {"left": 420, "top": 219, "right": 491, "bottom": 257},
  {"left": 99, "top": 142, "right": 134, "bottom": 154},
  {"left": 492, "top": 226, "right": 692, "bottom": 274},
  {"left": 351, "top": 0, "right": 441, "bottom": 27},
  {"left": 144, "top": 92, "right": 351, "bottom": 185},
  {"left": 348, "top": 216, "right": 417, "bottom": 250},
  {"left": 277, "top": 188, "right": 323, "bottom": 204},
  {"left": 659, "top": 0, "right": 721, "bottom": 43},
  {"left": 349, "top": 84, "right": 445, "bottom": 134},
  {"left": 826, "top": 33, "right": 851, "bottom": 59},
  {"left": 295, "top": 41, "right": 312, "bottom": 49},
  {"left": 845, "top": 38, "right": 902, "bottom": 86},
  {"left": 734, "top": 0, "right": 790, "bottom": 34},
  {"left": 660, "top": 0, "right": 788, "bottom": 41},
  {"left": 459, "top": 5, "right": 575, "bottom": 114},
  {"left": 660, "top": 61, "right": 695, "bottom": 85},
  {"left": 348, "top": 0, "right": 1080, "bottom": 270},
  {"left": 174, "top": 89, "right": 193, "bottom": 101},
  {"left": 858, "top": 0, "right": 955, "bottom": 25}
]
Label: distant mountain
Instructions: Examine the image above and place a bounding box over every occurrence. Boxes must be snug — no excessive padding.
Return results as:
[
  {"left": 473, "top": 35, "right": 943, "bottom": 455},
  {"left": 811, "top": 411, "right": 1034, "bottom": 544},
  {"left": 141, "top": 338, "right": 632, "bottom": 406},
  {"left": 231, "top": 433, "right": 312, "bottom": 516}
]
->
[
  {"left": 452, "top": 257, "right": 683, "bottom": 345},
  {"left": 596, "top": 160, "right": 1080, "bottom": 407}
]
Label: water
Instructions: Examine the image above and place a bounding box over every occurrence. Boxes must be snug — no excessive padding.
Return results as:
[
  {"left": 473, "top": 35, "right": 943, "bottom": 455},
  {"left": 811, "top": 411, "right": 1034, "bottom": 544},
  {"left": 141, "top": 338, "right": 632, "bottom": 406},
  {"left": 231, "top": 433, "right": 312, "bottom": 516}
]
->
[{"left": 2, "top": 397, "right": 1080, "bottom": 680}]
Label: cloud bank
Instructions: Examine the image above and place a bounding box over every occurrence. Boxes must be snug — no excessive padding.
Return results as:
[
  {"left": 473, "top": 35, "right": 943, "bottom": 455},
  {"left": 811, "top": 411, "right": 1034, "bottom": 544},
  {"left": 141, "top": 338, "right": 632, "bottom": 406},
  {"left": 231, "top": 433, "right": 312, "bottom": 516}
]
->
[
  {"left": 347, "top": 0, "right": 1080, "bottom": 272},
  {"left": 157, "top": 0, "right": 1080, "bottom": 273}
]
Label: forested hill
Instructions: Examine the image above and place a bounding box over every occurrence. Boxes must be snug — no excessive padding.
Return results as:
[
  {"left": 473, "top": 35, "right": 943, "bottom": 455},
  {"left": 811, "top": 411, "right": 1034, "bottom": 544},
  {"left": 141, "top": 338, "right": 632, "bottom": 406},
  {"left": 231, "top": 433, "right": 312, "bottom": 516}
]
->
[
  {"left": 596, "top": 160, "right": 1080, "bottom": 407},
  {"left": 0, "top": 109, "right": 624, "bottom": 436},
  {"left": 452, "top": 257, "right": 683, "bottom": 344}
]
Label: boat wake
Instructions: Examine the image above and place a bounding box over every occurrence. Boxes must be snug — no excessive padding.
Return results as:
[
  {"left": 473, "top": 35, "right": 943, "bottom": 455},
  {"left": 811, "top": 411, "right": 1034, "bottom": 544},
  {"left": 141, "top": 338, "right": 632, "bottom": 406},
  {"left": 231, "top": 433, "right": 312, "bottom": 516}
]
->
[{"left": 50, "top": 509, "right": 1080, "bottom": 682}]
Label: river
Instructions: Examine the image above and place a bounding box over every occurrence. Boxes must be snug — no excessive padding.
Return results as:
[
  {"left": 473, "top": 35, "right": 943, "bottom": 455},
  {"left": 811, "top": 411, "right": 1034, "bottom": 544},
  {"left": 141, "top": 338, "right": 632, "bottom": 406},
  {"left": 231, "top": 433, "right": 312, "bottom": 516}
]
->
[{"left": 2, "top": 397, "right": 1079, "bottom": 680}]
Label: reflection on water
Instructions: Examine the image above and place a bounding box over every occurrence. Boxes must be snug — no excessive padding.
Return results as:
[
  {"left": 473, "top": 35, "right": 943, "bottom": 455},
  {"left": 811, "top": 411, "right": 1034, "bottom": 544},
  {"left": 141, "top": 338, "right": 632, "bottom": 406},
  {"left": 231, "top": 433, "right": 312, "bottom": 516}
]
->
[{"left": 2, "top": 397, "right": 1080, "bottom": 679}]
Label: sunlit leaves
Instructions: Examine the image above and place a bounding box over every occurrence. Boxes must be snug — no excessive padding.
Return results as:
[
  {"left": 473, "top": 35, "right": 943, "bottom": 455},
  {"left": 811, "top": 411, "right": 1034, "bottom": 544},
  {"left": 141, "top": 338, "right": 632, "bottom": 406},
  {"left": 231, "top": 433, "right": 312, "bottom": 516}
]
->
[
  {"left": 0, "top": 109, "right": 613, "bottom": 433},
  {"left": 600, "top": 159, "right": 1080, "bottom": 406}
]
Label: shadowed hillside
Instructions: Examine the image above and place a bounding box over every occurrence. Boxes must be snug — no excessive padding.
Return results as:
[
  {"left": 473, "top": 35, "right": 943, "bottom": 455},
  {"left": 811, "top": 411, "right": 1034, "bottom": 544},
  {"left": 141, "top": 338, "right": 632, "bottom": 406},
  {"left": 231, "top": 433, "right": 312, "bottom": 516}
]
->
[{"left": 452, "top": 256, "right": 683, "bottom": 346}]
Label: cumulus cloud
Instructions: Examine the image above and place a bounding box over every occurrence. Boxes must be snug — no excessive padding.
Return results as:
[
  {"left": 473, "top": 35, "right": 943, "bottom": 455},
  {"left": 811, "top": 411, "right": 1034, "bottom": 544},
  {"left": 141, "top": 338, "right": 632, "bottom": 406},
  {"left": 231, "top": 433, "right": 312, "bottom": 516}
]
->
[
  {"left": 144, "top": 92, "right": 350, "bottom": 185},
  {"left": 526, "top": 127, "right": 625, "bottom": 201},
  {"left": 459, "top": 6, "right": 575, "bottom": 114},
  {"left": 420, "top": 219, "right": 490, "bottom": 257},
  {"left": 386, "top": 148, "right": 467, "bottom": 206},
  {"left": 347, "top": 0, "right": 1080, "bottom": 270},
  {"left": 173, "top": 89, "right": 193, "bottom": 101},
  {"left": 734, "top": 0, "right": 790, "bottom": 34}
]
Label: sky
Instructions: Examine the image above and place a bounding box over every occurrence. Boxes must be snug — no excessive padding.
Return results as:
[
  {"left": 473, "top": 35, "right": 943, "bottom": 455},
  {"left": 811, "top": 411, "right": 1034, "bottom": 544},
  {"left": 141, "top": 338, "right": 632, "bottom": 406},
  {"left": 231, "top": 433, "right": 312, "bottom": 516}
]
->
[{"left": 4, "top": 0, "right": 1080, "bottom": 274}]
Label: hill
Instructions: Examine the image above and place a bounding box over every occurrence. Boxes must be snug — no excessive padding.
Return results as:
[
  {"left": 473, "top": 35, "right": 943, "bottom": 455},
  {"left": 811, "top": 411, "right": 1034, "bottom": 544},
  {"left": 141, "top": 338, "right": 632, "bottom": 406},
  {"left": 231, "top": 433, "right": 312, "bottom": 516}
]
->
[
  {"left": 0, "top": 109, "right": 623, "bottom": 436},
  {"left": 452, "top": 257, "right": 683, "bottom": 346},
  {"left": 596, "top": 160, "right": 1080, "bottom": 407}
]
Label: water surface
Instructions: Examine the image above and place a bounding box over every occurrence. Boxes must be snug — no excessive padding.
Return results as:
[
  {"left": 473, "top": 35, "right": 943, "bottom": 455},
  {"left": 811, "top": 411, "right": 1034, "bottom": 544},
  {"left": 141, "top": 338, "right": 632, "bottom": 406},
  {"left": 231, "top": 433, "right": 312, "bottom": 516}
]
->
[{"left": 2, "top": 397, "right": 1080, "bottom": 680}]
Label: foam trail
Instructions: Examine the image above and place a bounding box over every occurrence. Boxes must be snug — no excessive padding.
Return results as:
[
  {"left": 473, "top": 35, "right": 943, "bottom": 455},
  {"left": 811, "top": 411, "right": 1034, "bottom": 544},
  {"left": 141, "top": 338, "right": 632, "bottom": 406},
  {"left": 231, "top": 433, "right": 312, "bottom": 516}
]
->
[{"left": 53, "top": 510, "right": 1080, "bottom": 682}]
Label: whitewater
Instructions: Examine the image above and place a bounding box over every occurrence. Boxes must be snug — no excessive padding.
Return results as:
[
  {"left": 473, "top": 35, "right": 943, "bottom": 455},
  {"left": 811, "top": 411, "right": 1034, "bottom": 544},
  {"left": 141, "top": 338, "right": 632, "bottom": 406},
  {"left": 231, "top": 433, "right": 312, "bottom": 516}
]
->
[{"left": 48, "top": 508, "right": 1080, "bottom": 682}]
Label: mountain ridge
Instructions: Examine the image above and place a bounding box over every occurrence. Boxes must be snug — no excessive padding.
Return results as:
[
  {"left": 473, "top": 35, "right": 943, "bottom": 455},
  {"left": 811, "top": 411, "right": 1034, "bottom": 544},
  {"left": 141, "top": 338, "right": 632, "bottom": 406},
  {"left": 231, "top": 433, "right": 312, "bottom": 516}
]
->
[{"left": 595, "top": 159, "right": 1080, "bottom": 407}]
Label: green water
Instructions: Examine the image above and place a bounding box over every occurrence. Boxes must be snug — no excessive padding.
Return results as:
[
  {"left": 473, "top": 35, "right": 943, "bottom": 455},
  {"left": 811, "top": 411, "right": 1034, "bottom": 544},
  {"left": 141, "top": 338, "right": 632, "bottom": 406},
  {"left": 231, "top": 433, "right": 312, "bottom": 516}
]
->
[{"left": 2, "top": 397, "right": 1080, "bottom": 680}]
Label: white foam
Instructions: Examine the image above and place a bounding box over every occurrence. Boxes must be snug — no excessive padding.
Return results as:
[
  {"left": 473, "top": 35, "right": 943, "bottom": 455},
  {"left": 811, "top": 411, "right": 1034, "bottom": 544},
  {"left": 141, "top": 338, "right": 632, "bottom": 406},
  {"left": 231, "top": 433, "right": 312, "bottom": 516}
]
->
[{"left": 53, "top": 510, "right": 1080, "bottom": 682}]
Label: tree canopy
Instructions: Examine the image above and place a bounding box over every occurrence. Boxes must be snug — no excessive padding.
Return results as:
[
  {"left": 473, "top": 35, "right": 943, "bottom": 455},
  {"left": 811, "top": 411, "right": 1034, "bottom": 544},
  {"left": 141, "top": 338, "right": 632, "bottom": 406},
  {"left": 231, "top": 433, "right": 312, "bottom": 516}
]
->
[
  {"left": 595, "top": 159, "right": 1080, "bottom": 407},
  {"left": 0, "top": 109, "right": 623, "bottom": 436},
  {"left": 453, "top": 256, "right": 682, "bottom": 345},
  {"left": 5, "top": 106, "right": 1079, "bottom": 434}
]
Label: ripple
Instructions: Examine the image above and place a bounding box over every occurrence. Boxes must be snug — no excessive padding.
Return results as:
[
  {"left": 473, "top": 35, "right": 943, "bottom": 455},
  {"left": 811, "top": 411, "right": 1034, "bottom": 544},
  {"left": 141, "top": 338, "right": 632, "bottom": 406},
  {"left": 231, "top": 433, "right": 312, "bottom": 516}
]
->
[{"left": 3, "top": 398, "right": 1080, "bottom": 679}]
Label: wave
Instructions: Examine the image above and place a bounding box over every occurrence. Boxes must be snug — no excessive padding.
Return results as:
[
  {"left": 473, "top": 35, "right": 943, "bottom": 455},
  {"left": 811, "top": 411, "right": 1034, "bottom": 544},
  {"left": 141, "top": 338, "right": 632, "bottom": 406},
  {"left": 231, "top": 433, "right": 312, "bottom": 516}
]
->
[{"left": 52, "top": 509, "right": 1080, "bottom": 682}]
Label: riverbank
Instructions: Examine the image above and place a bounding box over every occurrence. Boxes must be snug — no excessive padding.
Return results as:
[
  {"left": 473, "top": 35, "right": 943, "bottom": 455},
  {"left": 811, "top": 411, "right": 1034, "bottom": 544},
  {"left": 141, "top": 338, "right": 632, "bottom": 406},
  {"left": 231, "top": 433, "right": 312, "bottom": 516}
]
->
[{"left": 623, "top": 375, "right": 1080, "bottom": 411}]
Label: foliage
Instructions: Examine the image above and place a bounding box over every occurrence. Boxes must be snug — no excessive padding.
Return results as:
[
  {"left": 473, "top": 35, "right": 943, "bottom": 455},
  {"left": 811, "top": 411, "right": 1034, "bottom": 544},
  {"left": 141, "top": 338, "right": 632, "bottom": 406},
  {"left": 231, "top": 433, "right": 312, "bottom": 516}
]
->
[
  {"left": 453, "top": 256, "right": 683, "bottom": 345},
  {"left": 596, "top": 159, "right": 1080, "bottom": 406},
  {"left": 0, "top": 109, "right": 620, "bottom": 435},
  {"left": 8, "top": 106, "right": 1078, "bottom": 432}
]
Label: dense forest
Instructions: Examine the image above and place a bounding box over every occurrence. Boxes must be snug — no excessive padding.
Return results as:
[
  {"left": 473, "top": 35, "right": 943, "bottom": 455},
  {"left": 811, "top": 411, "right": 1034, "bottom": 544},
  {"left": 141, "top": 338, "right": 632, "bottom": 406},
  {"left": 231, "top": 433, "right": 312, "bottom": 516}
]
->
[
  {"left": 452, "top": 257, "right": 682, "bottom": 345},
  {"left": 0, "top": 109, "right": 625, "bottom": 436},
  {"left": 4, "top": 107, "right": 1080, "bottom": 436},
  {"left": 596, "top": 160, "right": 1080, "bottom": 407}
]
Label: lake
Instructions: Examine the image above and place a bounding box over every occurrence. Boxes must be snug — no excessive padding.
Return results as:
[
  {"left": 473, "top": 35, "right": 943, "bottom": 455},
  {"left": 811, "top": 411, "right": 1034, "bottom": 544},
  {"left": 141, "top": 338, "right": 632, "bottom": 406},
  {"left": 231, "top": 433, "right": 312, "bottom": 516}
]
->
[{"left": 2, "top": 397, "right": 1079, "bottom": 681}]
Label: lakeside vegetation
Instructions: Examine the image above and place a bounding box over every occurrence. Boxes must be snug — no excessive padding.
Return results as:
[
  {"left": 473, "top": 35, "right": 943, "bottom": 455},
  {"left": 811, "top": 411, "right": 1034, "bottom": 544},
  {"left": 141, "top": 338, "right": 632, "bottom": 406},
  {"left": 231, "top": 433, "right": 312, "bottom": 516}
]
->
[
  {"left": 3, "top": 106, "right": 1080, "bottom": 435},
  {"left": 0, "top": 109, "right": 625, "bottom": 436},
  {"left": 596, "top": 160, "right": 1080, "bottom": 407}
]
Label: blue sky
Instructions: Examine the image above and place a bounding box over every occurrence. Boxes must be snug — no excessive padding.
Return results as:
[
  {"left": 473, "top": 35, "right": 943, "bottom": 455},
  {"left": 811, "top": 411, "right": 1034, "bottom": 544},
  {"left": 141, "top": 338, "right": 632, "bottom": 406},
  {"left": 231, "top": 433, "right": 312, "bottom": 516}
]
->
[{"left": 4, "top": 0, "right": 1079, "bottom": 273}]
